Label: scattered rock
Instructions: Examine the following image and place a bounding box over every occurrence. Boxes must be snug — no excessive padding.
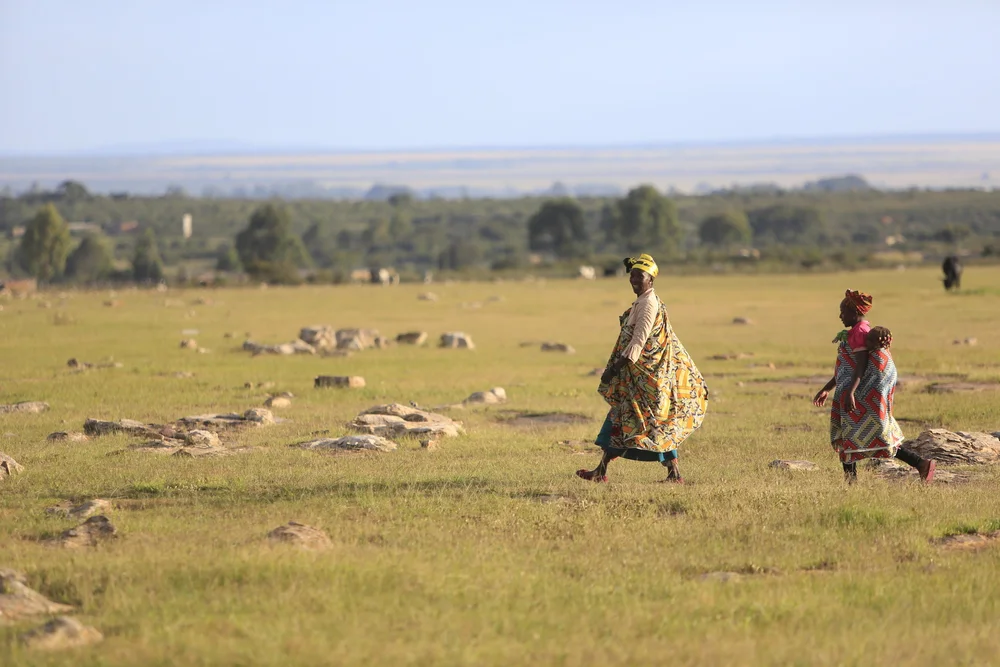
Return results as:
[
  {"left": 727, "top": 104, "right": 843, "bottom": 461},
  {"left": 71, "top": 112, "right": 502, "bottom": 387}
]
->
[
  {"left": 935, "top": 530, "right": 1000, "bottom": 550},
  {"left": 420, "top": 439, "right": 439, "bottom": 451},
  {"left": 0, "top": 570, "right": 74, "bottom": 621},
  {"left": 0, "top": 401, "right": 50, "bottom": 414},
  {"left": 184, "top": 430, "right": 220, "bottom": 447},
  {"left": 169, "top": 371, "right": 195, "bottom": 379},
  {"left": 732, "top": 317, "right": 754, "bottom": 325},
  {"left": 440, "top": 332, "right": 475, "bottom": 349},
  {"left": 53, "top": 515, "right": 117, "bottom": 548},
  {"left": 1, "top": 452, "right": 24, "bottom": 479},
  {"left": 769, "top": 460, "right": 819, "bottom": 471},
  {"left": 83, "top": 418, "right": 160, "bottom": 438},
  {"left": 21, "top": 616, "right": 104, "bottom": 650},
  {"left": 243, "top": 339, "right": 316, "bottom": 356},
  {"left": 267, "top": 522, "right": 332, "bottom": 549},
  {"left": 335, "top": 328, "right": 380, "bottom": 351},
  {"left": 45, "top": 499, "right": 111, "bottom": 519},
  {"left": 242, "top": 408, "right": 275, "bottom": 425},
  {"left": 264, "top": 396, "right": 291, "bottom": 408},
  {"left": 350, "top": 404, "right": 464, "bottom": 438},
  {"left": 180, "top": 339, "right": 198, "bottom": 349},
  {"left": 952, "top": 337, "right": 978, "bottom": 346},
  {"left": 176, "top": 409, "right": 277, "bottom": 431},
  {"left": 464, "top": 387, "right": 507, "bottom": 405},
  {"left": 315, "top": 375, "right": 366, "bottom": 389},
  {"left": 299, "top": 325, "right": 336, "bottom": 349},
  {"left": 46, "top": 431, "right": 90, "bottom": 443},
  {"left": 295, "top": 435, "right": 399, "bottom": 453},
  {"left": 586, "top": 367, "right": 603, "bottom": 376},
  {"left": 396, "top": 331, "right": 428, "bottom": 346},
  {"left": 709, "top": 352, "right": 755, "bottom": 361},
  {"left": 223, "top": 332, "right": 234, "bottom": 339},
  {"left": 540, "top": 342, "right": 576, "bottom": 354},
  {"left": 418, "top": 292, "right": 439, "bottom": 301},
  {"left": 903, "top": 429, "right": 1000, "bottom": 465}
]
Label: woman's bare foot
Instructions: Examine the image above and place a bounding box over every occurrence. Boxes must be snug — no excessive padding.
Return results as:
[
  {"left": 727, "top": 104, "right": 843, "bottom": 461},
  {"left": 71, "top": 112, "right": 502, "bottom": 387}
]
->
[{"left": 576, "top": 469, "right": 608, "bottom": 483}]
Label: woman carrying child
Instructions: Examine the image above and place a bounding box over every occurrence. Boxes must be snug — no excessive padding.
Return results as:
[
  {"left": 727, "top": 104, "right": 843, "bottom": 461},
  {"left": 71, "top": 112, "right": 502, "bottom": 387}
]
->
[{"left": 812, "top": 290, "right": 936, "bottom": 482}]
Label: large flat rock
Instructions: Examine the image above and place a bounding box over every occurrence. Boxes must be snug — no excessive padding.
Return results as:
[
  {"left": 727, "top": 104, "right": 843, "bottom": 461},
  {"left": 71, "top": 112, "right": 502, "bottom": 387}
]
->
[{"left": 904, "top": 429, "right": 1000, "bottom": 465}]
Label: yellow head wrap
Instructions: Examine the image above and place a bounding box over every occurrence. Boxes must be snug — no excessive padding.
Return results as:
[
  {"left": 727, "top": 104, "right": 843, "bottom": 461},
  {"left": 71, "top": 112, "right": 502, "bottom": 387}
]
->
[{"left": 624, "top": 253, "right": 659, "bottom": 278}]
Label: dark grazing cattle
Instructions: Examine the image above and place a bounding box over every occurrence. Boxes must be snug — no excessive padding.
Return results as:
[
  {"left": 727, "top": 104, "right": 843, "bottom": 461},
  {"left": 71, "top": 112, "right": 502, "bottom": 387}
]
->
[{"left": 942, "top": 255, "right": 963, "bottom": 291}]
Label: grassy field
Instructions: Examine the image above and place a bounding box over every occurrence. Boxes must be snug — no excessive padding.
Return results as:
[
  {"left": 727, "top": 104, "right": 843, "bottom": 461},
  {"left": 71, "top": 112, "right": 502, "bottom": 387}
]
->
[{"left": 2, "top": 267, "right": 999, "bottom": 666}]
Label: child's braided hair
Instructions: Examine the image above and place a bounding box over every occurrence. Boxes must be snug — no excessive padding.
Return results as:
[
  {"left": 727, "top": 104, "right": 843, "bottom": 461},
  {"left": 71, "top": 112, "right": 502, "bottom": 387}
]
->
[{"left": 866, "top": 326, "right": 892, "bottom": 351}]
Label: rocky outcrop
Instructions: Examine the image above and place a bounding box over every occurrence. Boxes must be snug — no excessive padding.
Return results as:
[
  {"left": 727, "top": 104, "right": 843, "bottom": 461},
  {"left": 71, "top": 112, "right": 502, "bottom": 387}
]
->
[
  {"left": 294, "top": 435, "right": 399, "bottom": 453},
  {"left": 903, "top": 429, "right": 1000, "bottom": 465},
  {"left": 53, "top": 516, "right": 117, "bottom": 548},
  {"left": 0, "top": 570, "right": 75, "bottom": 621},
  {"left": 349, "top": 404, "right": 463, "bottom": 438}
]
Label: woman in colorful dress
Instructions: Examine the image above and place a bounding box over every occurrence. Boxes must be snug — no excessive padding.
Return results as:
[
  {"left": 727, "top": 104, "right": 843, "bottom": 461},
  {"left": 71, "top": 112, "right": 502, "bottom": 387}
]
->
[
  {"left": 812, "top": 290, "right": 936, "bottom": 482},
  {"left": 576, "top": 253, "right": 709, "bottom": 484}
]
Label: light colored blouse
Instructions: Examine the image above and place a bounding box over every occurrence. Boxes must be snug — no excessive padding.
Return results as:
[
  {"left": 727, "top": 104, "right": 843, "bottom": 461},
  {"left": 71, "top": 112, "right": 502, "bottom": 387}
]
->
[{"left": 623, "top": 287, "right": 658, "bottom": 363}]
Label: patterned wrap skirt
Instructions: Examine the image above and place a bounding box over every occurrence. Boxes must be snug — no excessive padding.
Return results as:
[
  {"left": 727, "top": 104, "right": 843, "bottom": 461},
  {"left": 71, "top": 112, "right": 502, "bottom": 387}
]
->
[
  {"left": 830, "top": 342, "right": 904, "bottom": 463},
  {"left": 596, "top": 297, "right": 709, "bottom": 458}
]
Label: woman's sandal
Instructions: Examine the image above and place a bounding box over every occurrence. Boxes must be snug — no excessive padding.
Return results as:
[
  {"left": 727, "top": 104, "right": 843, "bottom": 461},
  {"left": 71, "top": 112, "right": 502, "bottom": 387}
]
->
[{"left": 576, "top": 469, "right": 608, "bottom": 483}]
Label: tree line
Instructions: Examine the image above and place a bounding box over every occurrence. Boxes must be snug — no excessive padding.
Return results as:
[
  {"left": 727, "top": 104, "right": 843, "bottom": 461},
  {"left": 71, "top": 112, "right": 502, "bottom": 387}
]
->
[{"left": 3, "top": 180, "right": 998, "bottom": 285}]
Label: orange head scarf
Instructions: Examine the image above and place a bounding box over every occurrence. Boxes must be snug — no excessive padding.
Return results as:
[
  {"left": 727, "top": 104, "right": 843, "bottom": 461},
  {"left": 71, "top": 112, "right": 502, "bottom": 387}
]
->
[{"left": 844, "top": 289, "right": 873, "bottom": 316}]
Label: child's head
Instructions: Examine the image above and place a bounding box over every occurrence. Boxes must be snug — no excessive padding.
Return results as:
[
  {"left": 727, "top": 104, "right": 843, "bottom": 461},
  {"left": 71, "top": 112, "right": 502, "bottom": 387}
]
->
[{"left": 866, "top": 326, "right": 892, "bottom": 351}]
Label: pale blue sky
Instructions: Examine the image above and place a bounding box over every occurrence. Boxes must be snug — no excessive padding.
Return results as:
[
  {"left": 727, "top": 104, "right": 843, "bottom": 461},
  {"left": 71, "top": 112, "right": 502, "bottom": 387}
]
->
[{"left": 1, "top": 0, "right": 998, "bottom": 154}]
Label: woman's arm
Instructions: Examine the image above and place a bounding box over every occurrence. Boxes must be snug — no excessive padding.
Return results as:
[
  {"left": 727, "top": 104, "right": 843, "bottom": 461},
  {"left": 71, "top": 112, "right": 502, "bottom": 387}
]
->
[{"left": 812, "top": 376, "right": 836, "bottom": 406}]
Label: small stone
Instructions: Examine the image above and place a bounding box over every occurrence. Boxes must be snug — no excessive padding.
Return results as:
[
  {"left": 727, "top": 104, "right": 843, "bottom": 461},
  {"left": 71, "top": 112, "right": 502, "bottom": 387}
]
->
[
  {"left": 769, "top": 459, "right": 819, "bottom": 471},
  {"left": 265, "top": 396, "right": 292, "bottom": 408},
  {"left": 180, "top": 339, "right": 198, "bottom": 349},
  {"left": 464, "top": 387, "right": 507, "bottom": 405},
  {"left": 314, "top": 375, "right": 366, "bottom": 389},
  {"left": 698, "top": 571, "right": 743, "bottom": 583},
  {"left": 421, "top": 439, "right": 439, "bottom": 451},
  {"left": 1, "top": 452, "right": 24, "bottom": 479},
  {"left": 223, "top": 332, "right": 234, "bottom": 338},
  {"left": 439, "top": 332, "right": 475, "bottom": 349},
  {"left": 952, "top": 337, "right": 978, "bottom": 346},
  {"left": 83, "top": 418, "right": 158, "bottom": 437},
  {"left": 103, "top": 299, "right": 121, "bottom": 307},
  {"left": 46, "top": 431, "right": 90, "bottom": 443},
  {"left": 21, "top": 616, "right": 104, "bottom": 650},
  {"left": 540, "top": 342, "right": 576, "bottom": 354},
  {"left": 54, "top": 515, "right": 117, "bottom": 548},
  {"left": 0, "top": 401, "right": 50, "bottom": 414},
  {"left": 396, "top": 331, "right": 428, "bottom": 345},
  {"left": 418, "top": 292, "right": 439, "bottom": 301},
  {"left": 732, "top": 317, "right": 754, "bottom": 325},
  {"left": 267, "top": 522, "right": 332, "bottom": 549}
]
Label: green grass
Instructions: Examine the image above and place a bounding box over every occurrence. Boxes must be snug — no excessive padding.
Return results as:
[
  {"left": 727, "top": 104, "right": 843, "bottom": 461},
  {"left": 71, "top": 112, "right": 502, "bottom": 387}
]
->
[{"left": 2, "top": 267, "right": 1000, "bottom": 666}]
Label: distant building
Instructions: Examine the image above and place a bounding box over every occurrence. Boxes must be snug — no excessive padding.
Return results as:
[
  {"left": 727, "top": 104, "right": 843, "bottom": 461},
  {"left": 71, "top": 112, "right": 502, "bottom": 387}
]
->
[{"left": 67, "top": 222, "right": 104, "bottom": 235}]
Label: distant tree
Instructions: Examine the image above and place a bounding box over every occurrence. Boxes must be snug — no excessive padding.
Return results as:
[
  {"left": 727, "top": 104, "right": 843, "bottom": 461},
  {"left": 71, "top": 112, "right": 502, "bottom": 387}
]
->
[
  {"left": 235, "top": 204, "right": 310, "bottom": 280},
  {"left": 389, "top": 211, "right": 412, "bottom": 238},
  {"left": 360, "top": 219, "right": 390, "bottom": 247},
  {"left": 133, "top": 228, "right": 165, "bottom": 283},
  {"left": 699, "top": 210, "right": 752, "bottom": 247},
  {"left": 18, "top": 204, "right": 71, "bottom": 281},
  {"left": 933, "top": 224, "right": 972, "bottom": 244},
  {"left": 527, "top": 199, "right": 589, "bottom": 258},
  {"left": 65, "top": 232, "right": 114, "bottom": 282},
  {"left": 602, "top": 185, "right": 681, "bottom": 254},
  {"left": 748, "top": 205, "right": 824, "bottom": 244},
  {"left": 55, "top": 180, "right": 90, "bottom": 201},
  {"left": 215, "top": 243, "right": 241, "bottom": 272},
  {"left": 388, "top": 192, "right": 414, "bottom": 207}
]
